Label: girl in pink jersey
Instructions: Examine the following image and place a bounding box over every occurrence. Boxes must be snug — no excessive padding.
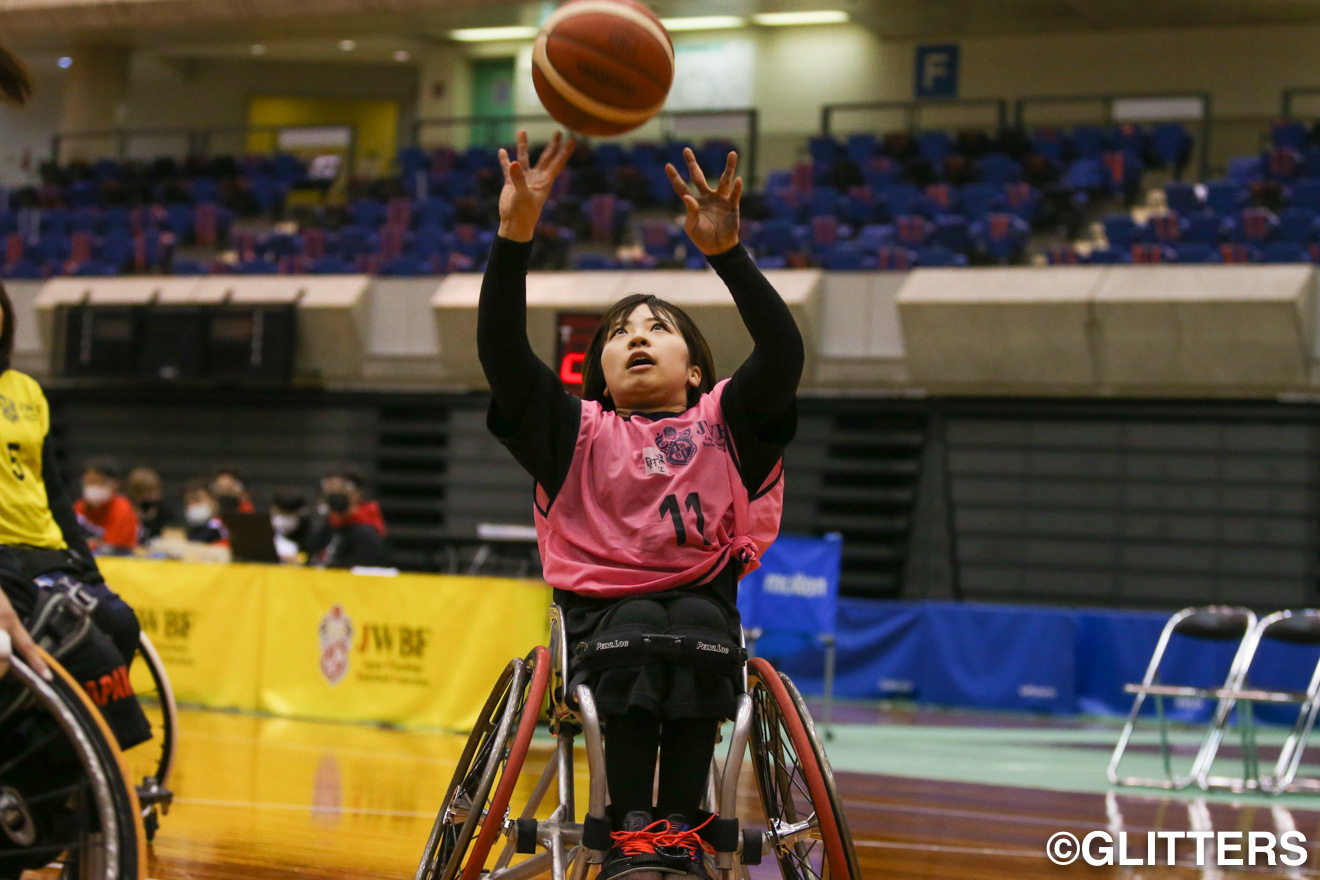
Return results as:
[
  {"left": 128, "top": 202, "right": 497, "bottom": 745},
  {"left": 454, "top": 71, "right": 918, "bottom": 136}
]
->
[{"left": 479, "top": 130, "right": 803, "bottom": 879}]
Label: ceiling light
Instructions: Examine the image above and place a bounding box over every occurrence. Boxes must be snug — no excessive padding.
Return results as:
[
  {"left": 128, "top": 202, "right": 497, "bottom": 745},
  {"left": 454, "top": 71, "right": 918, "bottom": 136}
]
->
[
  {"left": 752, "top": 11, "right": 850, "bottom": 26},
  {"left": 393, "top": 50, "right": 411, "bottom": 62},
  {"left": 660, "top": 15, "right": 745, "bottom": 31},
  {"left": 448, "top": 26, "right": 539, "bottom": 42},
  {"left": 57, "top": 56, "right": 72, "bottom": 68},
  {"left": 250, "top": 44, "right": 266, "bottom": 55},
  {"left": 339, "top": 39, "right": 357, "bottom": 51}
]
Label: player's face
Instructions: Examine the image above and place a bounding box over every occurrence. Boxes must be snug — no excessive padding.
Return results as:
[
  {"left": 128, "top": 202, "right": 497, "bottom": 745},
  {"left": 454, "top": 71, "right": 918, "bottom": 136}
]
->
[{"left": 600, "top": 304, "right": 701, "bottom": 413}]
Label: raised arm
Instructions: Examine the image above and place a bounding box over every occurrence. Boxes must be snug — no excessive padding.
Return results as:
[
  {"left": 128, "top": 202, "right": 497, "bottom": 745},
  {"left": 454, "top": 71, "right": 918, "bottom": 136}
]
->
[
  {"left": 478, "top": 129, "right": 575, "bottom": 425},
  {"left": 666, "top": 148, "right": 804, "bottom": 435}
]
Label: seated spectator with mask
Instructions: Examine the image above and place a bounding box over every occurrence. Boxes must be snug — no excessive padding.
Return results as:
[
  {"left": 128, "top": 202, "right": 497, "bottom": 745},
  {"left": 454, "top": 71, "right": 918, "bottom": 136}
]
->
[
  {"left": 74, "top": 457, "right": 140, "bottom": 555},
  {"left": 270, "top": 487, "right": 324, "bottom": 564},
  {"left": 183, "top": 478, "right": 229, "bottom": 545},
  {"left": 125, "top": 466, "right": 175, "bottom": 543},
  {"left": 211, "top": 465, "right": 255, "bottom": 517},
  {"left": 311, "top": 467, "right": 387, "bottom": 568}
]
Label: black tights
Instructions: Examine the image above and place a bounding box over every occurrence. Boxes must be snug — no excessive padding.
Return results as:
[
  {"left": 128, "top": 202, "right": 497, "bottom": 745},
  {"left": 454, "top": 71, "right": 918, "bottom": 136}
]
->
[{"left": 604, "top": 710, "right": 718, "bottom": 826}]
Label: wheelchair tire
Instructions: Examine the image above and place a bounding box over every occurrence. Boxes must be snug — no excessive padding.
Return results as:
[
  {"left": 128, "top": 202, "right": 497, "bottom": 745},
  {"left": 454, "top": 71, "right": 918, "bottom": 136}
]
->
[
  {"left": 415, "top": 646, "right": 549, "bottom": 880},
  {"left": 747, "top": 657, "right": 858, "bottom": 880},
  {"left": 0, "top": 645, "right": 146, "bottom": 880},
  {"left": 127, "top": 632, "right": 177, "bottom": 842}
]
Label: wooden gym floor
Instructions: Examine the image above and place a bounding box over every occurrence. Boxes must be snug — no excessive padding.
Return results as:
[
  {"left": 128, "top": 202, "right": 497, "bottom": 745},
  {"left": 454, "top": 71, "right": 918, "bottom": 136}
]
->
[{"left": 29, "top": 703, "right": 1320, "bottom": 880}]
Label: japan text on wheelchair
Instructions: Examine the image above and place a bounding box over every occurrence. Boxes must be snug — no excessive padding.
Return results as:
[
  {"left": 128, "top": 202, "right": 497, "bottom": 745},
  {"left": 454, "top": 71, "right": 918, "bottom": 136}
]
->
[
  {"left": 0, "top": 587, "right": 179, "bottom": 880},
  {"left": 415, "top": 605, "right": 860, "bottom": 880}
]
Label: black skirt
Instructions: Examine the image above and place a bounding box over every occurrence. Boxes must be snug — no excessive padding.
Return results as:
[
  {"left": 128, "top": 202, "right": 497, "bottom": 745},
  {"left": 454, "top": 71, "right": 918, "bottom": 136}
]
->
[{"left": 557, "top": 564, "right": 743, "bottom": 721}]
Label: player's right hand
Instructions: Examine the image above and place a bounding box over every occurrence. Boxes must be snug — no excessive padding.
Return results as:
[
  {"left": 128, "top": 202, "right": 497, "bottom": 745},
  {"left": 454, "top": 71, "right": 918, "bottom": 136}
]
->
[
  {"left": 0, "top": 590, "right": 50, "bottom": 680},
  {"left": 497, "top": 129, "right": 576, "bottom": 243}
]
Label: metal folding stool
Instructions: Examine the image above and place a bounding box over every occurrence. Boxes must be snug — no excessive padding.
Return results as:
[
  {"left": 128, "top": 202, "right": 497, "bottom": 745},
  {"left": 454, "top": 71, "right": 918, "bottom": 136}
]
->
[
  {"left": 1108, "top": 605, "right": 1257, "bottom": 790},
  {"left": 1196, "top": 609, "right": 1320, "bottom": 793}
]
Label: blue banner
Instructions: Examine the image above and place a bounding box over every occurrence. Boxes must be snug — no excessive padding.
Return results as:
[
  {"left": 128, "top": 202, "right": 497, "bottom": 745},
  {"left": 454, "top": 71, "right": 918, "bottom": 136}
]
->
[
  {"left": 738, "top": 532, "right": 841, "bottom": 638},
  {"left": 918, "top": 601, "right": 1077, "bottom": 714}
]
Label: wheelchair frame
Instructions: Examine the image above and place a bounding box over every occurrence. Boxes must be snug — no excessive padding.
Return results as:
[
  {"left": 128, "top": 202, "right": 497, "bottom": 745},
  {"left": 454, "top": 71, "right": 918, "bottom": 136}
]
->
[{"left": 415, "top": 605, "right": 859, "bottom": 880}]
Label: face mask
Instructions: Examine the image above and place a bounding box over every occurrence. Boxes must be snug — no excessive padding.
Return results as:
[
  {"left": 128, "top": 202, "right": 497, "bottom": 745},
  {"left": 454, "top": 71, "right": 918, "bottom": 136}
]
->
[
  {"left": 216, "top": 494, "right": 241, "bottom": 516},
  {"left": 271, "top": 514, "right": 299, "bottom": 536},
  {"left": 325, "top": 492, "right": 351, "bottom": 514},
  {"left": 185, "top": 503, "right": 213, "bottom": 527},
  {"left": 82, "top": 485, "right": 112, "bottom": 507}
]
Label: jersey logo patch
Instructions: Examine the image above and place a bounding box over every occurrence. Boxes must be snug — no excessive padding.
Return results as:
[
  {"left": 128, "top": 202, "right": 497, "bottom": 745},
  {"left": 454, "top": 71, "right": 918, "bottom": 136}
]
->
[
  {"left": 0, "top": 395, "right": 18, "bottom": 423},
  {"left": 642, "top": 446, "right": 671, "bottom": 476},
  {"left": 655, "top": 426, "right": 697, "bottom": 466}
]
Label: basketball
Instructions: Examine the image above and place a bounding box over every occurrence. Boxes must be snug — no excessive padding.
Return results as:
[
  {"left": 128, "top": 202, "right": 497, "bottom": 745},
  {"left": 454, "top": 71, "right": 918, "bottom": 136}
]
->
[{"left": 532, "top": 0, "right": 674, "bottom": 137}]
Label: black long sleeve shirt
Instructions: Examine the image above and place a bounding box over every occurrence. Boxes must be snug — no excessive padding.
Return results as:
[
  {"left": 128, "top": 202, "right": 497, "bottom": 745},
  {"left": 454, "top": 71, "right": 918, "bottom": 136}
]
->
[{"left": 477, "top": 236, "right": 805, "bottom": 504}]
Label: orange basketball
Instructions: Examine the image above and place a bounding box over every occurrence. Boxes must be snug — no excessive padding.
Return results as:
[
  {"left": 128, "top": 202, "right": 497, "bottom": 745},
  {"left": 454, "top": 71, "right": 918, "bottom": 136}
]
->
[{"left": 532, "top": 0, "right": 674, "bottom": 137}]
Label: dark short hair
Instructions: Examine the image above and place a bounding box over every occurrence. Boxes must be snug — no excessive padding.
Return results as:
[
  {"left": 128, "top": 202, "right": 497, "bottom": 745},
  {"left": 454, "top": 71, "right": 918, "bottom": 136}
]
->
[
  {"left": 323, "top": 465, "right": 364, "bottom": 488},
  {"left": 84, "top": 456, "right": 124, "bottom": 481},
  {"left": 271, "top": 487, "right": 308, "bottom": 513},
  {"left": 0, "top": 45, "right": 32, "bottom": 107},
  {"left": 0, "top": 281, "right": 15, "bottom": 375},
  {"left": 580, "top": 293, "right": 716, "bottom": 411}
]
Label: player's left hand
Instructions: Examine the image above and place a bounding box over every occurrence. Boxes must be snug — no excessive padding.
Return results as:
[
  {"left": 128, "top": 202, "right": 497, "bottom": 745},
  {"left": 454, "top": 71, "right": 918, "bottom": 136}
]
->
[{"left": 666, "top": 147, "right": 742, "bottom": 256}]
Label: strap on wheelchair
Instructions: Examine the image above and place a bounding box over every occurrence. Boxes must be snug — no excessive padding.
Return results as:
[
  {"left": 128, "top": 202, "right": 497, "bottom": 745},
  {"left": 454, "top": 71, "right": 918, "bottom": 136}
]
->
[
  {"left": 574, "top": 624, "right": 747, "bottom": 676},
  {"left": 27, "top": 586, "right": 98, "bottom": 661}
]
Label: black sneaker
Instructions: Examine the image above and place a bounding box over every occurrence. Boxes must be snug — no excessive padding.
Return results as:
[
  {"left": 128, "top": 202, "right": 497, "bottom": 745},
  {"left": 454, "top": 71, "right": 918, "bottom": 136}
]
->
[
  {"left": 656, "top": 814, "right": 715, "bottom": 880},
  {"left": 599, "top": 810, "right": 681, "bottom": 880}
]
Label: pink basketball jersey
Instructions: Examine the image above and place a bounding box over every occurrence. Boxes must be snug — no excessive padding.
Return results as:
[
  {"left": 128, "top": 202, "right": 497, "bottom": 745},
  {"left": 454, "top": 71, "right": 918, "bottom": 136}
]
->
[{"left": 536, "top": 379, "right": 784, "bottom": 598}]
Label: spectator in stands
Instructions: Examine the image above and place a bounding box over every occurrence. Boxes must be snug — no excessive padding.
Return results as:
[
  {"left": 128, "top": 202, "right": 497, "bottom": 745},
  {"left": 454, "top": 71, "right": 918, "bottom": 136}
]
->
[
  {"left": 311, "top": 466, "right": 386, "bottom": 569},
  {"left": 210, "top": 465, "right": 255, "bottom": 516},
  {"left": 270, "top": 486, "right": 324, "bottom": 564},
  {"left": 124, "top": 466, "right": 174, "bottom": 543},
  {"left": 182, "top": 478, "right": 228, "bottom": 545},
  {"left": 75, "top": 457, "right": 139, "bottom": 555}
]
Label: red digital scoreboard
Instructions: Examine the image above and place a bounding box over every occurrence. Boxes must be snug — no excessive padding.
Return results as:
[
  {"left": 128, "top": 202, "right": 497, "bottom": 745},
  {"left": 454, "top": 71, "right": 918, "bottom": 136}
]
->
[{"left": 555, "top": 312, "right": 602, "bottom": 390}]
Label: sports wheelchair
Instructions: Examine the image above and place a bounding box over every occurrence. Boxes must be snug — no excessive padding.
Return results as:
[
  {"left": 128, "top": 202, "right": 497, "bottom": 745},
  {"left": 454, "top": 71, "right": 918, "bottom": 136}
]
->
[
  {"left": 0, "top": 630, "right": 146, "bottom": 880},
  {"left": 0, "top": 588, "right": 178, "bottom": 880},
  {"left": 415, "top": 606, "right": 859, "bottom": 880}
]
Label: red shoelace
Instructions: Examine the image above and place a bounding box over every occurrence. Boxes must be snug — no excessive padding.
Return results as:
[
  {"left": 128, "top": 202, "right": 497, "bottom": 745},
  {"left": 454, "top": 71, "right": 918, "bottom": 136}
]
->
[
  {"left": 609, "top": 813, "right": 718, "bottom": 860},
  {"left": 654, "top": 813, "right": 717, "bottom": 860},
  {"left": 609, "top": 818, "right": 671, "bottom": 856}
]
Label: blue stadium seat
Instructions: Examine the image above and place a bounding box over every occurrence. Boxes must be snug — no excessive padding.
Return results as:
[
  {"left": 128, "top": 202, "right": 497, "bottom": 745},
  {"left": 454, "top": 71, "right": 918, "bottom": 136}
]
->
[
  {"left": 846, "top": 134, "right": 879, "bottom": 164},
  {"left": 1070, "top": 125, "right": 1109, "bottom": 160},
  {"left": 1171, "top": 243, "right": 1220, "bottom": 263},
  {"left": 816, "top": 242, "right": 870, "bottom": 271},
  {"left": 1271, "top": 120, "right": 1309, "bottom": 152},
  {"left": 1261, "top": 241, "right": 1310, "bottom": 263},
  {"left": 1103, "top": 213, "right": 1146, "bottom": 248},
  {"left": 917, "top": 131, "right": 953, "bottom": 164},
  {"left": 1290, "top": 179, "right": 1320, "bottom": 211},
  {"left": 1204, "top": 181, "right": 1247, "bottom": 216},
  {"left": 572, "top": 253, "right": 622, "bottom": 271},
  {"left": 931, "top": 215, "right": 971, "bottom": 253},
  {"left": 1149, "top": 124, "right": 1194, "bottom": 174},
  {"left": 978, "top": 153, "right": 1023, "bottom": 184},
  {"left": 915, "top": 245, "right": 968, "bottom": 267},
  {"left": 1164, "top": 182, "right": 1202, "bottom": 215},
  {"left": 1085, "top": 247, "right": 1130, "bottom": 264},
  {"left": 1277, "top": 207, "right": 1317, "bottom": 243},
  {"left": 1181, "top": 212, "right": 1225, "bottom": 244}
]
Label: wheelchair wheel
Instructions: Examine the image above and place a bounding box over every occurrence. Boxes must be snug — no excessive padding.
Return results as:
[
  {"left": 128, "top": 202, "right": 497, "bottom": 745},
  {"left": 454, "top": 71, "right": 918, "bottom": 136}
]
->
[
  {"left": 747, "top": 657, "right": 859, "bottom": 880},
  {"left": 415, "top": 646, "right": 549, "bottom": 880},
  {"left": 0, "top": 642, "right": 146, "bottom": 880},
  {"left": 126, "top": 632, "right": 176, "bottom": 842}
]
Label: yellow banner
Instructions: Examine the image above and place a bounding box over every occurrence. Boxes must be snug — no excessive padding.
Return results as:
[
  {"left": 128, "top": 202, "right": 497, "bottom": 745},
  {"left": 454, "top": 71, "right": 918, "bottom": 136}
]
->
[
  {"left": 258, "top": 570, "right": 549, "bottom": 730},
  {"left": 100, "top": 558, "right": 264, "bottom": 711},
  {"left": 98, "top": 559, "right": 552, "bottom": 730}
]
